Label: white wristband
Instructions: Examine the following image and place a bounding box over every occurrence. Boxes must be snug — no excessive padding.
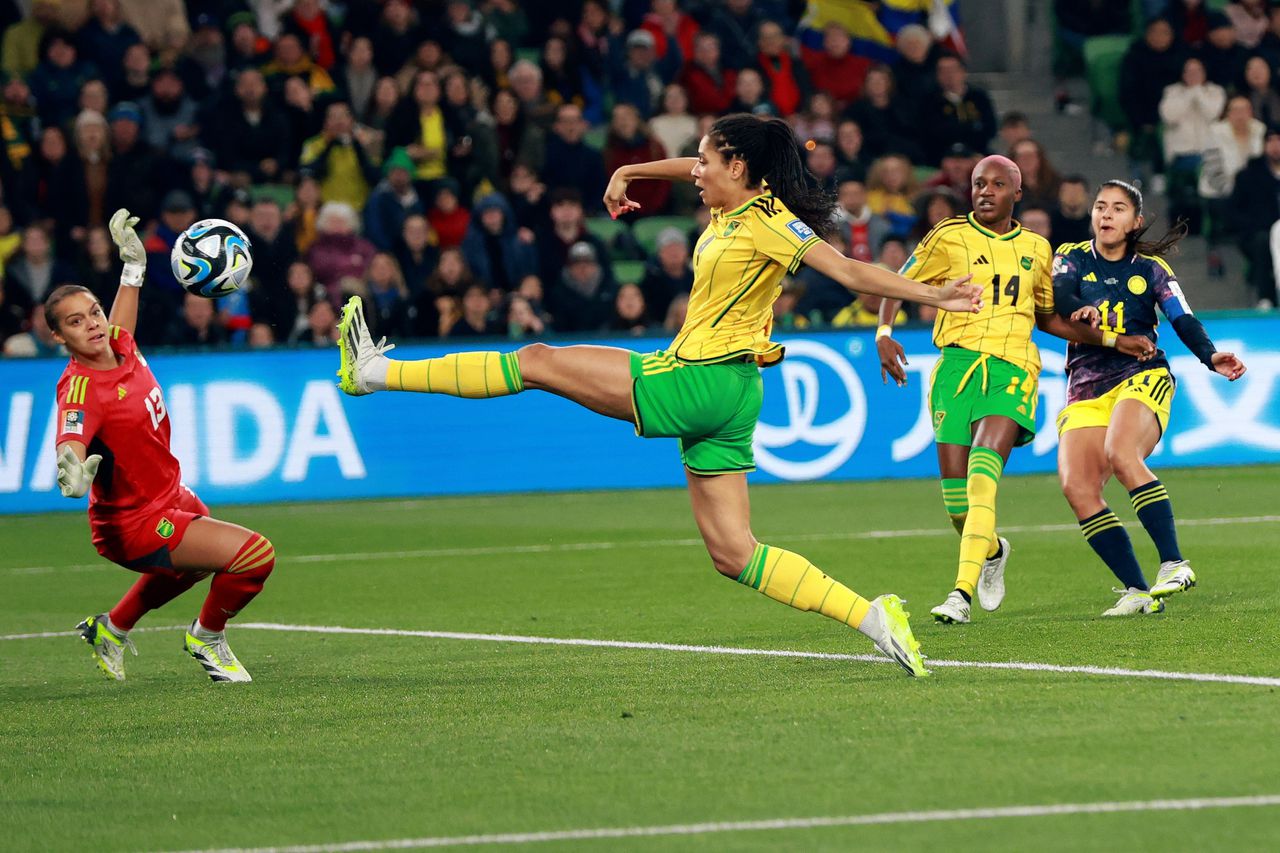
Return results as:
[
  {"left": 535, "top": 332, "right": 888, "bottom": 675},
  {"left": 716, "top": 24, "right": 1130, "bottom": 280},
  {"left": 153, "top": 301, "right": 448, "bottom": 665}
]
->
[
  {"left": 121, "top": 262, "right": 144, "bottom": 287},
  {"left": 875, "top": 324, "right": 893, "bottom": 341}
]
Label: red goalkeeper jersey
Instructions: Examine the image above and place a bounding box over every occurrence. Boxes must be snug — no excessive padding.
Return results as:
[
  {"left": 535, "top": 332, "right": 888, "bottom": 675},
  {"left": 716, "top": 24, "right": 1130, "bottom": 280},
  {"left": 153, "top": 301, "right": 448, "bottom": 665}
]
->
[{"left": 55, "top": 325, "right": 183, "bottom": 540}]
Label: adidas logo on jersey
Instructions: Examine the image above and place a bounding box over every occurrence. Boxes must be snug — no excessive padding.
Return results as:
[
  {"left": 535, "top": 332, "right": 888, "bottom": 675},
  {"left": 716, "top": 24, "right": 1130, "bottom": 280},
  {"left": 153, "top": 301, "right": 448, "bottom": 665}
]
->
[
  {"left": 1083, "top": 272, "right": 1097, "bottom": 281},
  {"left": 974, "top": 255, "right": 990, "bottom": 265}
]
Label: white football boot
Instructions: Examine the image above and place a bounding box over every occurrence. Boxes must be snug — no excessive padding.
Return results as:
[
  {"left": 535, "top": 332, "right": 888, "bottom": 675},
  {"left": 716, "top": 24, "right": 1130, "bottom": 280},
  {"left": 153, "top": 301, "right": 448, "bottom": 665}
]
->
[
  {"left": 976, "top": 536, "right": 1010, "bottom": 612},
  {"left": 184, "top": 623, "right": 253, "bottom": 683},
  {"left": 1149, "top": 560, "right": 1196, "bottom": 598},
  {"left": 336, "top": 295, "right": 394, "bottom": 396},
  {"left": 1102, "top": 588, "right": 1166, "bottom": 617},
  {"left": 931, "top": 590, "right": 971, "bottom": 624}
]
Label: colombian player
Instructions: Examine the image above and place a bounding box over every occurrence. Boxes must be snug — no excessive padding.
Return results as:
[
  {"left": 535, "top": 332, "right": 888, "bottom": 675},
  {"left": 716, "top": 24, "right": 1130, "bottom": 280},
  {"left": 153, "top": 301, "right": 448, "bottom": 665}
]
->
[
  {"left": 51, "top": 209, "right": 275, "bottom": 682},
  {"left": 876, "top": 157, "right": 1148, "bottom": 624},
  {"left": 336, "top": 115, "right": 985, "bottom": 677},
  {"left": 1053, "top": 181, "right": 1246, "bottom": 616}
]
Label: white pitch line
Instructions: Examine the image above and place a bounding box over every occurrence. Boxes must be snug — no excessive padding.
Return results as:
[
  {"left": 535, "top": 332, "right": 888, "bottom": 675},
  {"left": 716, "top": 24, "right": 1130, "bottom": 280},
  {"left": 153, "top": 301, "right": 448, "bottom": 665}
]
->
[
  {"left": 6, "top": 621, "right": 1278, "bottom": 687},
  {"left": 160, "top": 794, "right": 1280, "bottom": 852},
  {"left": 6, "top": 514, "right": 1280, "bottom": 576}
]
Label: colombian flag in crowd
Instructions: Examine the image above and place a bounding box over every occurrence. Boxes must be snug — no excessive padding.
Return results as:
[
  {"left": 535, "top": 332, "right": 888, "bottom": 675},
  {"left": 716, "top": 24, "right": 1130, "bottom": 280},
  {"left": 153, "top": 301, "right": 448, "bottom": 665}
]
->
[{"left": 796, "top": 0, "right": 966, "bottom": 63}]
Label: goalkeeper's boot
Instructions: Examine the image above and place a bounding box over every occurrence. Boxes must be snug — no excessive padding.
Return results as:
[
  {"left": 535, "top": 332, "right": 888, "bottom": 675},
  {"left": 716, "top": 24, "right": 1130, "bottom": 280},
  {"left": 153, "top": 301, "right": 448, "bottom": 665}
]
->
[
  {"left": 976, "top": 536, "right": 1010, "bottom": 612},
  {"left": 931, "top": 590, "right": 971, "bottom": 624},
  {"left": 865, "top": 595, "right": 929, "bottom": 678},
  {"left": 1149, "top": 559, "right": 1196, "bottom": 598},
  {"left": 337, "top": 296, "right": 395, "bottom": 396},
  {"left": 184, "top": 623, "right": 252, "bottom": 683},
  {"left": 1102, "top": 588, "right": 1165, "bottom": 617},
  {"left": 77, "top": 614, "right": 135, "bottom": 681}
]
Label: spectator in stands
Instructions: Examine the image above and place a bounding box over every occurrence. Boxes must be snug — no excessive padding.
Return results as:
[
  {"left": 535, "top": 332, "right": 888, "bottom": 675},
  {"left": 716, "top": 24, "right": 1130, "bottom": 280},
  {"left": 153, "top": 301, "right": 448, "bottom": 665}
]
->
[
  {"left": 536, "top": 188, "right": 612, "bottom": 294},
  {"left": 484, "top": 38, "right": 513, "bottom": 92},
  {"left": 846, "top": 65, "right": 921, "bottom": 163},
  {"left": 541, "top": 102, "right": 607, "bottom": 212},
  {"left": 27, "top": 30, "right": 97, "bottom": 129},
  {"left": 1019, "top": 205, "right": 1052, "bottom": 241},
  {"left": 756, "top": 19, "right": 808, "bottom": 118},
  {"left": 76, "top": 77, "right": 108, "bottom": 121},
  {"left": 104, "top": 101, "right": 161, "bottom": 222},
  {"left": 139, "top": 68, "right": 199, "bottom": 164},
  {"left": 76, "top": 225, "right": 119, "bottom": 304},
  {"left": 17, "top": 125, "right": 86, "bottom": 251},
  {"left": 0, "top": 272, "right": 27, "bottom": 350},
  {"left": 650, "top": 84, "right": 698, "bottom": 158},
  {"left": 1229, "top": 127, "right": 1280, "bottom": 309},
  {"left": 1201, "top": 13, "right": 1249, "bottom": 88},
  {"left": 998, "top": 111, "right": 1033, "bottom": 151},
  {"left": 307, "top": 201, "right": 377, "bottom": 303},
  {"left": 927, "top": 144, "right": 978, "bottom": 210},
  {"left": 247, "top": 323, "right": 275, "bottom": 348},
  {"left": 282, "top": 76, "right": 321, "bottom": 163},
  {"left": 227, "top": 13, "right": 270, "bottom": 74},
  {"left": 791, "top": 93, "right": 836, "bottom": 146},
  {"left": 218, "top": 68, "right": 291, "bottom": 186},
  {"left": 541, "top": 36, "right": 583, "bottom": 111},
  {"left": 261, "top": 259, "right": 322, "bottom": 342},
  {"left": 610, "top": 28, "right": 682, "bottom": 119},
  {"left": 262, "top": 32, "right": 335, "bottom": 95},
  {"left": 166, "top": 291, "right": 227, "bottom": 347},
  {"left": 1010, "top": 139, "right": 1063, "bottom": 211},
  {"left": 912, "top": 188, "right": 963, "bottom": 243},
  {"left": 446, "top": 281, "right": 504, "bottom": 337},
  {"left": 342, "top": 36, "right": 378, "bottom": 122},
  {"left": 442, "top": 0, "right": 489, "bottom": 76},
  {"left": 302, "top": 298, "right": 340, "bottom": 346},
  {"left": 727, "top": 68, "right": 777, "bottom": 117},
  {"left": 1160, "top": 56, "right": 1226, "bottom": 232},
  {"left": 363, "top": 251, "right": 414, "bottom": 339},
  {"left": 112, "top": 41, "right": 150, "bottom": 103},
  {"left": 426, "top": 179, "right": 470, "bottom": 249},
  {"left": 707, "top": 0, "right": 762, "bottom": 71},
  {"left": 1051, "top": 174, "right": 1092, "bottom": 245},
  {"left": 640, "top": 0, "right": 698, "bottom": 62},
  {"left": 679, "top": 32, "right": 736, "bottom": 116},
  {"left": 1120, "top": 17, "right": 1185, "bottom": 187},
  {"left": 1200, "top": 94, "right": 1265, "bottom": 276},
  {"left": 832, "top": 118, "right": 869, "bottom": 182},
  {"left": 1167, "top": 0, "right": 1211, "bottom": 47},
  {"left": 246, "top": 196, "right": 296, "bottom": 300},
  {"left": 371, "top": 0, "right": 421, "bottom": 76},
  {"left": 639, "top": 226, "right": 693, "bottom": 320},
  {"left": 805, "top": 139, "right": 839, "bottom": 193},
  {"left": 1241, "top": 56, "right": 1280, "bottom": 128},
  {"left": 3, "top": 296, "right": 63, "bottom": 357},
  {"left": 509, "top": 58, "right": 557, "bottom": 129},
  {"left": 363, "top": 147, "right": 423, "bottom": 252},
  {"left": 388, "top": 70, "right": 450, "bottom": 185},
  {"left": 605, "top": 103, "right": 672, "bottom": 216},
  {"left": 392, "top": 212, "right": 438, "bottom": 296},
  {"left": 1053, "top": 0, "right": 1134, "bottom": 72},
  {"left": 1257, "top": 5, "right": 1280, "bottom": 68},
  {"left": 300, "top": 101, "right": 379, "bottom": 210},
  {"left": 505, "top": 160, "right": 548, "bottom": 231},
  {"left": 72, "top": 110, "right": 110, "bottom": 230},
  {"left": 1, "top": 0, "right": 59, "bottom": 82},
  {"left": 609, "top": 281, "right": 652, "bottom": 335},
  {"left": 79, "top": 0, "right": 139, "bottom": 91},
  {"left": 663, "top": 292, "right": 689, "bottom": 332},
  {"left": 866, "top": 154, "right": 919, "bottom": 236},
  {"left": 461, "top": 192, "right": 536, "bottom": 295},
  {"left": 835, "top": 177, "right": 890, "bottom": 264},
  {"left": 551, "top": 240, "right": 614, "bottom": 332},
  {"left": 506, "top": 293, "right": 547, "bottom": 339},
  {"left": 5, "top": 224, "right": 74, "bottom": 310},
  {"left": 892, "top": 24, "right": 938, "bottom": 106},
  {"left": 803, "top": 23, "right": 871, "bottom": 110},
  {"left": 920, "top": 53, "right": 996, "bottom": 165},
  {"left": 1225, "top": 0, "right": 1269, "bottom": 49}
]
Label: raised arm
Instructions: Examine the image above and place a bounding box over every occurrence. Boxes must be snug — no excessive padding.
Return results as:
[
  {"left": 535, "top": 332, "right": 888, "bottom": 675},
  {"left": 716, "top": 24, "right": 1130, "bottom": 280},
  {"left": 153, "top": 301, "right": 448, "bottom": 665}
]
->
[
  {"left": 106, "top": 208, "right": 145, "bottom": 336},
  {"left": 604, "top": 158, "right": 698, "bottom": 218},
  {"left": 800, "top": 241, "right": 979, "bottom": 313}
]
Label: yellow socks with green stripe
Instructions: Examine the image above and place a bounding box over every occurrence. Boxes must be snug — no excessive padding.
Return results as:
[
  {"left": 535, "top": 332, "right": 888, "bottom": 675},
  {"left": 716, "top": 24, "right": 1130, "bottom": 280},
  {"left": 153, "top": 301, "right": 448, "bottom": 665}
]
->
[
  {"left": 736, "top": 543, "right": 873, "bottom": 633},
  {"left": 1079, "top": 508, "right": 1148, "bottom": 590},
  {"left": 954, "top": 447, "right": 1003, "bottom": 597},
  {"left": 1129, "top": 480, "right": 1183, "bottom": 563},
  {"left": 384, "top": 352, "right": 524, "bottom": 398},
  {"left": 942, "top": 477, "right": 1001, "bottom": 559}
]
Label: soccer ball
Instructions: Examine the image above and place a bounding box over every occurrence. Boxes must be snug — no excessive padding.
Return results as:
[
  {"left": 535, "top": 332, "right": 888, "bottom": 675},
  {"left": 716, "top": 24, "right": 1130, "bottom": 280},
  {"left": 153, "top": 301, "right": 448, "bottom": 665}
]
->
[{"left": 170, "top": 219, "right": 254, "bottom": 298}]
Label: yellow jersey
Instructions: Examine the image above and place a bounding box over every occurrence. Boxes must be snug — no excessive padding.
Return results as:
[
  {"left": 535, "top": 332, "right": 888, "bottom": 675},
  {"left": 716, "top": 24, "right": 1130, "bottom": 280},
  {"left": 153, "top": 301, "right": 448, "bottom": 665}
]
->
[
  {"left": 900, "top": 213, "right": 1055, "bottom": 375},
  {"left": 670, "top": 192, "right": 823, "bottom": 366}
]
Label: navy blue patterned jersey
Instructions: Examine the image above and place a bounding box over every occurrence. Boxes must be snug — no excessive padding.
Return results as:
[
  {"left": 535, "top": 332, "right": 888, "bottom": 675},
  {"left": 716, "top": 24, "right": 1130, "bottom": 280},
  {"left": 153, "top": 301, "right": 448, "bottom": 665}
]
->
[{"left": 1051, "top": 240, "right": 1195, "bottom": 403}]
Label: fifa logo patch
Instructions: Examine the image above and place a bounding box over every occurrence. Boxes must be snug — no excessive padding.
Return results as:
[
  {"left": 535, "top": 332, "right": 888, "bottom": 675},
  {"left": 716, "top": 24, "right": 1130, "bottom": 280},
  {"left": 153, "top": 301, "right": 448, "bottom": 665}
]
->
[
  {"left": 1020, "top": 256, "right": 1033, "bottom": 270},
  {"left": 156, "top": 518, "right": 175, "bottom": 539},
  {"left": 62, "top": 409, "right": 85, "bottom": 436},
  {"left": 786, "top": 219, "right": 815, "bottom": 241},
  {"left": 1127, "top": 275, "right": 1147, "bottom": 295},
  {"left": 117, "top": 386, "right": 128, "bottom": 400}
]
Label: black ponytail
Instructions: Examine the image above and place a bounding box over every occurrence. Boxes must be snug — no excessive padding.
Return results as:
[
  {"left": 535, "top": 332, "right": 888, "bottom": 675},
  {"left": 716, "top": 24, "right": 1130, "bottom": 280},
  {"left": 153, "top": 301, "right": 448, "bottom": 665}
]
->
[
  {"left": 708, "top": 113, "right": 837, "bottom": 239},
  {"left": 1099, "top": 179, "right": 1189, "bottom": 258}
]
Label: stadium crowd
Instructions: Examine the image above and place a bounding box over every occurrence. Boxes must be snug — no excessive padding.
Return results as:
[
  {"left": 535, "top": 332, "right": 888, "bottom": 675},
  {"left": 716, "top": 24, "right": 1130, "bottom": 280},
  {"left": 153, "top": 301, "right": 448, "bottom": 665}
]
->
[{"left": 1, "top": 0, "right": 1263, "bottom": 357}]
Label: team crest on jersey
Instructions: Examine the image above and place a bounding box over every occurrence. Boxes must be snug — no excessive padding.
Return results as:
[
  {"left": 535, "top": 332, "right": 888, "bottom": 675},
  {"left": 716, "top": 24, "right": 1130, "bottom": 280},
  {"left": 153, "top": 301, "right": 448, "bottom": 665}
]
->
[
  {"left": 1020, "top": 256, "right": 1033, "bottom": 270},
  {"left": 117, "top": 385, "right": 127, "bottom": 400},
  {"left": 156, "top": 518, "right": 175, "bottom": 539},
  {"left": 786, "top": 219, "right": 815, "bottom": 241},
  {"left": 933, "top": 410, "right": 946, "bottom": 431},
  {"left": 1127, "top": 275, "right": 1147, "bottom": 295},
  {"left": 61, "top": 409, "right": 84, "bottom": 436}
]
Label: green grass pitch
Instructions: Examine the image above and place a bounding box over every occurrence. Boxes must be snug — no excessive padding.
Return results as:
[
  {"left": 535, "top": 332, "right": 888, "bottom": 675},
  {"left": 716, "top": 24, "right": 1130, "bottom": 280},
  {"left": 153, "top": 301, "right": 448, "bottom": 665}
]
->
[{"left": 3, "top": 466, "right": 1279, "bottom": 851}]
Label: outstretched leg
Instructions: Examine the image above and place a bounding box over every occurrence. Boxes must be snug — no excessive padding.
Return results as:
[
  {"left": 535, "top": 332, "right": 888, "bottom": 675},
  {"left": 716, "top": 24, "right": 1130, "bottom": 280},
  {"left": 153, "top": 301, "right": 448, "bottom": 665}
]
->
[{"left": 685, "top": 470, "right": 928, "bottom": 677}]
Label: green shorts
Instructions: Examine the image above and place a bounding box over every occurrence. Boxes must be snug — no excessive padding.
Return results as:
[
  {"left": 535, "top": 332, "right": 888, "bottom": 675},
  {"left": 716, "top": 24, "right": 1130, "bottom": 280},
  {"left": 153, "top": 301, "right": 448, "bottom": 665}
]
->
[
  {"left": 929, "top": 346, "right": 1038, "bottom": 448},
  {"left": 630, "top": 351, "right": 763, "bottom": 475}
]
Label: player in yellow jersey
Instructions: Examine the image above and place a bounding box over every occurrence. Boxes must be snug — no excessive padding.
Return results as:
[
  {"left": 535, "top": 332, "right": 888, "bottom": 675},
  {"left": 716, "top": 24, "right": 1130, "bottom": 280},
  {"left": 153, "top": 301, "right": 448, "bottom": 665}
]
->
[
  {"left": 876, "top": 156, "right": 1141, "bottom": 625},
  {"left": 335, "top": 114, "right": 983, "bottom": 677}
]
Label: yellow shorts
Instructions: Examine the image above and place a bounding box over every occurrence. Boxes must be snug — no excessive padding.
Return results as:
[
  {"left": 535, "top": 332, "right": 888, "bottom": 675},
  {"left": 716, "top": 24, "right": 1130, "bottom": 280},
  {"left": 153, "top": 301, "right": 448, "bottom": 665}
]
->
[{"left": 1056, "top": 368, "right": 1175, "bottom": 436}]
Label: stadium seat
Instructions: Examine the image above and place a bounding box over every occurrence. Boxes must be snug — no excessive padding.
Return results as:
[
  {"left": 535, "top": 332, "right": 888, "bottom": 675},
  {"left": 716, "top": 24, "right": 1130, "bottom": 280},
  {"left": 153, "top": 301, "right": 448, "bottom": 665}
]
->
[
  {"left": 1083, "top": 35, "right": 1132, "bottom": 132},
  {"left": 612, "top": 260, "right": 646, "bottom": 285},
  {"left": 515, "top": 47, "right": 540, "bottom": 65},
  {"left": 252, "top": 183, "right": 296, "bottom": 208},
  {"left": 632, "top": 215, "right": 696, "bottom": 254},
  {"left": 583, "top": 125, "right": 607, "bottom": 150},
  {"left": 913, "top": 165, "right": 940, "bottom": 185},
  {"left": 584, "top": 216, "right": 631, "bottom": 250}
]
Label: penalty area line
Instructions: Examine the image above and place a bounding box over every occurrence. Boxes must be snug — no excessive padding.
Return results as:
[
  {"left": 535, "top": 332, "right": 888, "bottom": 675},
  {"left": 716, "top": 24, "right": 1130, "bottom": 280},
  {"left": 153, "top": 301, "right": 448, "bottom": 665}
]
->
[{"left": 160, "top": 794, "right": 1280, "bottom": 852}]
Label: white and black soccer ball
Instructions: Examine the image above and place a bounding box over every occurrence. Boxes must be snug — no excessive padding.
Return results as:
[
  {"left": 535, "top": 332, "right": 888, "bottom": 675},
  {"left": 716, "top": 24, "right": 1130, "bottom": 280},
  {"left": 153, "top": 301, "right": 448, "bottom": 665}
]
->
[{"left": 170, "top": 219, "right": 254, "bottom": 298}]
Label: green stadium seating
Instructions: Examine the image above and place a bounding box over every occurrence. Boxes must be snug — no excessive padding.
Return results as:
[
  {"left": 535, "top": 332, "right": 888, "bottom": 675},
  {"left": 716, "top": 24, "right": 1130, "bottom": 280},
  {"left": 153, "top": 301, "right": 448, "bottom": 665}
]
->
[
  {"left": 583, "top": 126, "right": 607, "bottom": 150},
  {"left": 632, "top": 215, "right": 696, "bottom": 254},
  {"left": 612, "top": 260, "right": 646, "bottom": 285},
  {"left": 913, "top": 165, "right": 940, "bottom": 185},
  {"left": 1083, "top": 34, "right": 1132, "bottom": 132},
  {"left": 584, "top": 216, "right": 631, "bottom": 250},
  {"left": 515, "top": 47, "right": 541, "bottom": 65}
]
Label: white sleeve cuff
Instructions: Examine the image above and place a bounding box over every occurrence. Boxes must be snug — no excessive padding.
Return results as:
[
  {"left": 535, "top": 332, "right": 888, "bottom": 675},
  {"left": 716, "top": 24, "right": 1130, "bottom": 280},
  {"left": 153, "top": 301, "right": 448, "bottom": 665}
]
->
[{"left": 120, "top": 262, "right": 145, "bottom": 287}]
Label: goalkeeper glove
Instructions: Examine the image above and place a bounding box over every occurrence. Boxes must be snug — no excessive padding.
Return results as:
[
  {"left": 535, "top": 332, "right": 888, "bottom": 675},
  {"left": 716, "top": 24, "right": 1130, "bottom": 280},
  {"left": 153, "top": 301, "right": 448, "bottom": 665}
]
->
[
  {"left": 57, "top": 445, "right": 102, "bottom": 499},
  {"left": 109, "top": 208, "right": 145, "bottom": 287}
]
